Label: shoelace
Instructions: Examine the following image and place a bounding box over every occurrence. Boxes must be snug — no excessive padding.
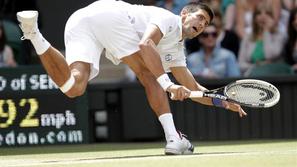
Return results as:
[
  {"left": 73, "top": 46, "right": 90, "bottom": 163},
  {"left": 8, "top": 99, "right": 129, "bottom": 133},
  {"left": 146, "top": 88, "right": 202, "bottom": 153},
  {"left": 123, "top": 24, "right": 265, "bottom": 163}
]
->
[
  {"left": 177, "top": 131, "right": 188, "bottom": 140},
  {"left": 18, "top": 24, "right": 37, "bottom": 40}
]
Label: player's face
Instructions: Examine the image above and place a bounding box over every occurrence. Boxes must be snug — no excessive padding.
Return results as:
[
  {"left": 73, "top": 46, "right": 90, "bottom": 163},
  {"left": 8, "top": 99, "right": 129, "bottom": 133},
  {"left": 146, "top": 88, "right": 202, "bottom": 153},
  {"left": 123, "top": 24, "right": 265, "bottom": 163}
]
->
[{"left": 181, "top": 9, "right": 210, "bottom": 39}]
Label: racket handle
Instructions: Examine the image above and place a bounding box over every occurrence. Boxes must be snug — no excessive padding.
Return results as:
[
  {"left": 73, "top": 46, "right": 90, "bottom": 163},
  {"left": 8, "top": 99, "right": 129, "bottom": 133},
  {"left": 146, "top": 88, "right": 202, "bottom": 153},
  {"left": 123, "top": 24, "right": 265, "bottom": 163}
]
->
[
  {"left": 170, "top": 93, "right": 174, "bottom": 99},
  {"left": 189, "top": 91, "right": 204, "bottom": 98},
  {"left": 170, "top": 91, "right": 204, "bottom": 99}
]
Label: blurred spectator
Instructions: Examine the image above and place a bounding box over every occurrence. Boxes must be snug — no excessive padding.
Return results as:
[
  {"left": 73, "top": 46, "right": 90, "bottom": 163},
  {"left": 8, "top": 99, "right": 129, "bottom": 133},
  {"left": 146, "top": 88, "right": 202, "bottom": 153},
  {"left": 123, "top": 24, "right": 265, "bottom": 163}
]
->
[
  {"left": 278, "top": 0, "right": 291, "bottom": 35},
  {"left": 282, "top": 8, "right": 297, "bottom": 73},
  {"left": 187, "top": 23, "right": 240, "bottom": 79},
  {"left": 235, "top": 0, "right": 282, "bottom": 39},
  {"left": 0, "top": 0, "right": 39, "bottom": 65},
  {"left": 156, "top": 0, "right": 189, "bottom": 15},
  {"left": 220, "top": 0, "right": 236, "bottom": 31},
  {"left": 0, "top": 21, "right": 17, "bottom": 67},
  {"left": 282, "top": 0, "right": 297, "bottom": 10},
  {"left": 203, "top": 0, "right": 236, "bottom": 30},
  {"left": 213, "top": 9, "right": 240, "bottom": 57},
  {"left": 238, "top": 3, "right": 286, "bottom": 76}
]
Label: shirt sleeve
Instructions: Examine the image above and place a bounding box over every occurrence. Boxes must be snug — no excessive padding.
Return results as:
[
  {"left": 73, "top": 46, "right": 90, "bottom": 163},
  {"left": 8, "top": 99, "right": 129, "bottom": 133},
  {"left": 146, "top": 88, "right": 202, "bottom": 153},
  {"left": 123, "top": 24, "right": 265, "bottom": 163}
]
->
[{"left": 149, "top": 13, "right": 178, "bottom": 37}]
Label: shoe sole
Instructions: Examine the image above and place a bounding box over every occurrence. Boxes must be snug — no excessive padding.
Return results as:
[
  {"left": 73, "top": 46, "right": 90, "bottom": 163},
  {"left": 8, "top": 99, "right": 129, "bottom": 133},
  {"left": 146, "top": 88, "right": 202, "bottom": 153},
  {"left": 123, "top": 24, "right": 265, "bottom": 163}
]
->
[
  {"left": 165, "top": 148, "right": 182, "bottom": 155},
  {"left": 17, "top": 11, "right": 38, "bottom": 21},
  {"left": 165, "top": 148, "right": 194, "bottom": 155}
]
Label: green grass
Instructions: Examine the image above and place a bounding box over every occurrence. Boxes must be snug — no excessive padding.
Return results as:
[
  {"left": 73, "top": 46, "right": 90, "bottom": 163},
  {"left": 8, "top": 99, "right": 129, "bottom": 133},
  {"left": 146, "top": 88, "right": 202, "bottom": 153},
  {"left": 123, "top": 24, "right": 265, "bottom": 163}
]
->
[{"left": 0, "top": 140, "right": 296, "bottom": 167}]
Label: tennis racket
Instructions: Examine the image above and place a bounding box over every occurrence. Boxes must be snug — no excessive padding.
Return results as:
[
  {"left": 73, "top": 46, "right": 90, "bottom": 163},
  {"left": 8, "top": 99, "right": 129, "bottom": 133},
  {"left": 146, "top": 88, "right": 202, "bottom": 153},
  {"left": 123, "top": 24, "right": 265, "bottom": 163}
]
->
[{"left": 183, "top": 79, "right": 280, "bottom": 108}]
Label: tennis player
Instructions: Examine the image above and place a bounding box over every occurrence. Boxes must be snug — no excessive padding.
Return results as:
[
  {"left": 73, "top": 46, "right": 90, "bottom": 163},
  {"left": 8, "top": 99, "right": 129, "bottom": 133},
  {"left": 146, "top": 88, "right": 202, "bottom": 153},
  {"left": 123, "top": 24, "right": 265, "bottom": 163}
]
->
[{"left": 16, "top": 0, "right": 246, "bottom": 155}]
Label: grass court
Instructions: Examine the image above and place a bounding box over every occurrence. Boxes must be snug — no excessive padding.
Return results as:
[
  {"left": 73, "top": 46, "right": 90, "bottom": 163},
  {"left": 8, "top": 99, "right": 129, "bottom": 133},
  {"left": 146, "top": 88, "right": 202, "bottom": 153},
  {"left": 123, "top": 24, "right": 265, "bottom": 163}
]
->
[{"left": 0, "top": 140, "right": 296, "bottom": 167}]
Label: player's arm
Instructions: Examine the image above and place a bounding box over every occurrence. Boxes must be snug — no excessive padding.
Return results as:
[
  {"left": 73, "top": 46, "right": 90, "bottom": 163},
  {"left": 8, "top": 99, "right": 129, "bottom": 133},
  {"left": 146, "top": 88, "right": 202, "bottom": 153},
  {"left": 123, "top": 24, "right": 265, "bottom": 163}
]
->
[
  {"left": 170, "top": 66, "right": 212, "bottom": 105},
  {"left": 139, "top": 25, "right": 190, "bottom": 100},
  {"left": 171, "top": 67, "right": 246, "bottom": 117}
]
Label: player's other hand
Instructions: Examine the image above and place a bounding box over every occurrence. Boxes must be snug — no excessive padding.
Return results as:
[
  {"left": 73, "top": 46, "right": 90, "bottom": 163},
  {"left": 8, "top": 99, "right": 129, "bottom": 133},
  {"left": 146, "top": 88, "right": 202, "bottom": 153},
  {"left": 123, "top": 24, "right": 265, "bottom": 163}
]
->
[
  {"left": 223, "top": 101, "right": 247, "bottom": 118},
  {"left": 167, "top": 84, "right": 191, "bottom": 101}
]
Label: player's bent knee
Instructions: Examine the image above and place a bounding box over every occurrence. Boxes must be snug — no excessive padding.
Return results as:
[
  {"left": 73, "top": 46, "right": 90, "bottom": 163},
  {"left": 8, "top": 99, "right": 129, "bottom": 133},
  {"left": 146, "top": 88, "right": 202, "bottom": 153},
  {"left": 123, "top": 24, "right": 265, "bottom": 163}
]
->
[
  {"left": 59, "top": 74, "right": 75, "bottom": 93},
  {"left": 64, "top": 83, "right": 86, "bottom": 98},
  {"left": 65, "top": 87, "right": 86, "bottom": 98},
  {"left": 59, "top": 74, "right": 85, "bottom": 98}
]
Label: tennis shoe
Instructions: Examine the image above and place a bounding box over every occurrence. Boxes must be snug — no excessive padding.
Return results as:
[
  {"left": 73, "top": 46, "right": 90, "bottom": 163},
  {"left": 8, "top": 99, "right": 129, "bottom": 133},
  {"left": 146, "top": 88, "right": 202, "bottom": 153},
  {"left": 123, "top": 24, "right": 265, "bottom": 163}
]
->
[
  {"left": 165, "top": 131, "right": 194, "bottom": 155},
  {"left": 17, "top": 10, "right": 39, "bottom": 40}
]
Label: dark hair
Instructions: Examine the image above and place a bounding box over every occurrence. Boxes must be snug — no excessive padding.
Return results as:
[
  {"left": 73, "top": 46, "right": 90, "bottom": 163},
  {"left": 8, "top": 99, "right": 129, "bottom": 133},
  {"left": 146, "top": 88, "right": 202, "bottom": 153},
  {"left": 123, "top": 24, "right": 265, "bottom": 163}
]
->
[
  {"left": 284, "top": 8, "right": 297, "bottom": 65},
  {"left": 0, "top": 21, "right": 6, "bottom": 52},
  {"left": 182, "top": 2, "right": 214, "bottom": 23}
]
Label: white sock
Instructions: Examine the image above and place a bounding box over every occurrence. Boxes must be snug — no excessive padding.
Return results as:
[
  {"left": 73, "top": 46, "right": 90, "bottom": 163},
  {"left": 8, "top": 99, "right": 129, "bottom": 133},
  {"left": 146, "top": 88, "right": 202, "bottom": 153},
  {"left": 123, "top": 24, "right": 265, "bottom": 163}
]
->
[
  {"left": 31, "top": 32, "right": 51, "bottom": 55},
  {"left": 158, "top": 113, "right": 179, "bottom": 141}
]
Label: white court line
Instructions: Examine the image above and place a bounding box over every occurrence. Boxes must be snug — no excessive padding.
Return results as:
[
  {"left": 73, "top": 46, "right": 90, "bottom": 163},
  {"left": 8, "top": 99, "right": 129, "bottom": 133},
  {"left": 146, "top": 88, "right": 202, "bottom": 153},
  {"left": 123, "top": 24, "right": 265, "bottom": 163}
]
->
[{"left": 4, "top": 150, "right": 297, "bottom": 167}]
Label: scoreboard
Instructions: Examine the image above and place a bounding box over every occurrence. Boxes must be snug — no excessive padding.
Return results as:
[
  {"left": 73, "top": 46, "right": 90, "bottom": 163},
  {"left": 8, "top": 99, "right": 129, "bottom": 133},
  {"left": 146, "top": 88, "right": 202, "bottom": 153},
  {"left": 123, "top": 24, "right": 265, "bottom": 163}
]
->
[{"left": 0, "top": 66, "right": 89, "bottom": 147}]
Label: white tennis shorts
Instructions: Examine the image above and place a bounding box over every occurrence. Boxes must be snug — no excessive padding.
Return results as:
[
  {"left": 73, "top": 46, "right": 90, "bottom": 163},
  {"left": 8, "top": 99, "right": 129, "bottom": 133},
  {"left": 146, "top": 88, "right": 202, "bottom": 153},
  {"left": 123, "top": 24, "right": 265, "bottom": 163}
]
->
[{"left": 64, "top": 0, "right": 140, "bottom": 80}]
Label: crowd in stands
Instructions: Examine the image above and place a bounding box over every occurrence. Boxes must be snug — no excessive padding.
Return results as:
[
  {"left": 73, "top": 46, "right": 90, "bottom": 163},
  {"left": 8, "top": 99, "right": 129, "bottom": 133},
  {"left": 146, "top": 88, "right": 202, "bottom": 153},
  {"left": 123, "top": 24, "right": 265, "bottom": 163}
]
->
[
  {"left": 0, "top": 0, "right": 297, "bottom": 78},
  {"left": 0, "top": 21, "right": 17, "bottom": 67},
  {"left": 155, "top": 0, "right": 297, "bottom": 78},
  {"left": 0, "top": 0, "right": 39, "bottom": 67}
]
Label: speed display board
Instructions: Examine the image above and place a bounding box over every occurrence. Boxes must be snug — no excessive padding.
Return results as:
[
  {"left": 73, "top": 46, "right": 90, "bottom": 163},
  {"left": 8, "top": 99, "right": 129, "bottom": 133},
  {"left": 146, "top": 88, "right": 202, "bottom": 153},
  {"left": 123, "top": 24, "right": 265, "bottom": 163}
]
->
[{"left": 0, "top": 66, "right": 89, "bottom": 147}]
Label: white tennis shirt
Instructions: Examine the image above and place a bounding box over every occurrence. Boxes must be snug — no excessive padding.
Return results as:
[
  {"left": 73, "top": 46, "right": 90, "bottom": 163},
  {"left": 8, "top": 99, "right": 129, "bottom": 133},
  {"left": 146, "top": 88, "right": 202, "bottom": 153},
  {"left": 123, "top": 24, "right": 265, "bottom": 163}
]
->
[{"left": 64, "top": 0, "right": 186, "bottom": 80}]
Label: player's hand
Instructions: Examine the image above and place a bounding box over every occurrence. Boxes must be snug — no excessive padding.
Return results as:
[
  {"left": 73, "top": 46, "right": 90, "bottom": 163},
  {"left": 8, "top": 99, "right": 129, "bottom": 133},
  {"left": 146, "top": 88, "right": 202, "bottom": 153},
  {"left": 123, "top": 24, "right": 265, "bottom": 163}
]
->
[
  {"left": 167, "top": 84, "right": 191, "bottom": 101},
  {"left": 222, "top": 101, "right": 247, "bottom": 118}
]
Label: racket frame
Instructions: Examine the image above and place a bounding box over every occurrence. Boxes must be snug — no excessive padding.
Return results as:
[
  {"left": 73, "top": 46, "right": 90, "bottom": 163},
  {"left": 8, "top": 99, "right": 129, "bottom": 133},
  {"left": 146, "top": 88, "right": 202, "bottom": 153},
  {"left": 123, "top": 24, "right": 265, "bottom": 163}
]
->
[{"left": 189, "top": 79, "right": 280, "bottom": 108}]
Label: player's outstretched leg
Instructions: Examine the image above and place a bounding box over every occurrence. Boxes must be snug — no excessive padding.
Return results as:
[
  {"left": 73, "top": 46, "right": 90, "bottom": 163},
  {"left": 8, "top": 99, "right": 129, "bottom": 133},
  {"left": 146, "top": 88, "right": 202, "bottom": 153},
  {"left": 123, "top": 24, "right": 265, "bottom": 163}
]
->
[
  {"left": 16, "top": 11, "right": 87, "bottom": 97},
  {"left": 122, "top": 55, "right": 194, "bottom": 155}
]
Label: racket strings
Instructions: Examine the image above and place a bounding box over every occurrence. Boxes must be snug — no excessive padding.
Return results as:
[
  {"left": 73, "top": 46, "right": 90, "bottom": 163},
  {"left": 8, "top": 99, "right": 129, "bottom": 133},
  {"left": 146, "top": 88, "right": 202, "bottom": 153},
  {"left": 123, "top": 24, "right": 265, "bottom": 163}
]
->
[
  {"left": 226, "top": 83, "right": 278, "bottom": 105},
  {"left": 241, "top": 84, "right": 275, "bottom": 102}
]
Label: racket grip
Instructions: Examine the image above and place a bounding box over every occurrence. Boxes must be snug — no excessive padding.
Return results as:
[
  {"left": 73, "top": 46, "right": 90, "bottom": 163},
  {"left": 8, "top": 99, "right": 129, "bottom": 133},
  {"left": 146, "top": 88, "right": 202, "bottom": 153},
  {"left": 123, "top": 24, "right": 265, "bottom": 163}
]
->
[
  {"left": 189, "top": 91, "right": 204, "bottom": 98},
  {"left": 170, "top": 91, "right": 203, "bottom": 99},
  {"left": 170, "top": 93, "right": 174, "bottom": 99}
]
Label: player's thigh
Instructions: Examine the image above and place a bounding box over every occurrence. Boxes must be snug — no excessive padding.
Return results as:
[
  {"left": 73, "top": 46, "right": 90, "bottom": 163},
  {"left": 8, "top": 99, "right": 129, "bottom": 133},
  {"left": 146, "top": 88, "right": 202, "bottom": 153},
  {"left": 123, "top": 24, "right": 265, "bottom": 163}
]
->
[
  {"left": 95, "top": 10, "right": 140, "bottom": 62},
  {"left": 121, "top": 51, "right": 154, "bottom": 82}
]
